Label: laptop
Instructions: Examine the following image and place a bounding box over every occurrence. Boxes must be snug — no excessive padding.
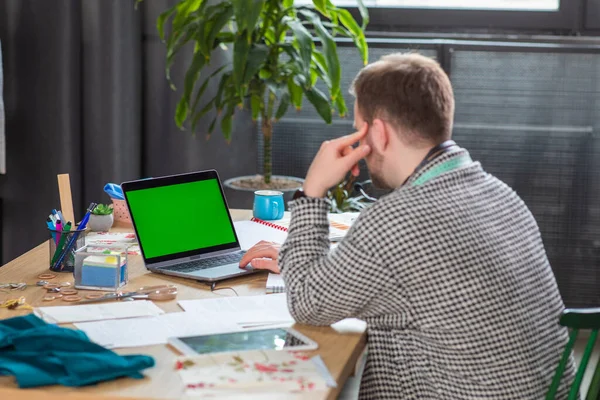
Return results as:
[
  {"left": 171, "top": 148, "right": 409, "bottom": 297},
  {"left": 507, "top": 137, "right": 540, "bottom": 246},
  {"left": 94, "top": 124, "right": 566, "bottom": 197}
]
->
[{"left": 121, "top": 170, "right": 257, "bottom": 283}]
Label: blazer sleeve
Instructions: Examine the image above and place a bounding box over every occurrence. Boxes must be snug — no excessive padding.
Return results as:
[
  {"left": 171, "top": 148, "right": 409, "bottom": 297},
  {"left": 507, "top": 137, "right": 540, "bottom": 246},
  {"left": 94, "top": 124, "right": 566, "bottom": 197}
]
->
[{"left": 279, "top": 197, "right": 395, "bottom": 326}]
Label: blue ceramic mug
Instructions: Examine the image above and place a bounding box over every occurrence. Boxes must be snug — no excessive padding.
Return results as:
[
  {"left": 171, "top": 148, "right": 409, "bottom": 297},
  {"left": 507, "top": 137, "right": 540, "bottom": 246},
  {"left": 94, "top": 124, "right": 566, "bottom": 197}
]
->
[{"left": 253, "top": 190, "right": 285, "bottom": 220}]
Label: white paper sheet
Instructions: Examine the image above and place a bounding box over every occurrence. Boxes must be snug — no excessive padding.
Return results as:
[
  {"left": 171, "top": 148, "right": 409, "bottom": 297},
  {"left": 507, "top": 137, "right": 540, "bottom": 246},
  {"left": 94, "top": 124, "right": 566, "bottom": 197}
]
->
[
  {"left": 328, "top": 212, "right": 360, "bottom": 227},
  {"left": 178, "top": 293, "right": 294, "bottom": 326},
  {"left": 74, "top": 311, "right": 241, "bottom": 349},
  {"left": 35, "top": 300, "right": 165, "bottom": 324},
  {"left": 233, "top": 221, "right": 288, "bottom": 251}
]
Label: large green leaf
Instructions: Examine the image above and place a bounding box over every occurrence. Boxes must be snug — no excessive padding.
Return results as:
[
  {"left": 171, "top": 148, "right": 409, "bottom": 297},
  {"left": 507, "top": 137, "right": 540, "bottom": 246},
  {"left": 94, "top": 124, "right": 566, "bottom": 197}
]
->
[
  {"left": 156, "top": 4, "right": 177, "bottom": 41},
  {"left": 275, "top": 93, "right": 290, "bottom": 121},
  {"left": 214, "top": 32, "right": 235, "bottom": 47},
  {"left": 243, "top": 45, "right": 269, "bottom": 86},
  {"left": 337, "top": 9, "right": 361, "bottom": 38},
  {"left": 206, "top": 4, "right": 234, "bottom": 52},
  {"left": 335, "top": 92, "right": 348, "bottom": 118},
  {"left": 311, "top": 50, "right": 331, "bottom": 88},
  {"left": 300, "top": 10, "right": 341, "bottom": 101},
  {"left": 310, "top": 67, "right": 319, "bottom": 86},
  {"left": 172, "top": 0, "right": 204, "bottom": 31},
  {"left": 356, "top": 0, "right": 370, "bottom": 29},
  {"left": 215, "top": 72, "right": 232, "bottom": 111},
  {"left": 230, "top": 0, "right": 248, "bottom": 32},
  {"left": 165, "top": 21, "right": 197, "bottom": 87},
  {"left": 246, "top": 0, "right": 265, "bottom": 33},
  {"left": 221, "top": 105, "right": 235, "bottom": 141},
  {"left": 279, "top": 44, "right": 306, "bottom": 78},
  {"left": 284, "top": 17, "right": 312, "bottom": 75},
  {"left": 311, "top": 0, "right": 329, "bottom": 17},
  {"left": 175, "top": 97, "right": 188, "bottom": 130},
  {"left": 191, "top": 97, "right": 215, "bottom": 132},
  {"left": 191, "top": 65, "right": 228, "bottom": 115},
  {"left": 337, "top": 8, "right": 368, "bottom": 64},
  {"left": 175, "top": 49, "right": 206, "bottom": 127},
  {"left": 169, "top": 0, "right": 204, "bottom": 54},
  {"left": 183, "top": 50, "right": 206, "bottom": 102},
  {"left": 305, "top": 87, "right": 332, "bottom": 123},
  {"left": 288, "top": 77, "right": 303, "bottom": 110},
  {"left": 207, "top": 116, "right": 218, "bottom": 135},
  {"left": 194, "top": 19, "right": 211, "bottom": 59},
  {"left": 232, "top": 33, "right": 250, "bottom": 93},
  {"left": 357, "top": 35, "right": 368, "bottom": 66}
]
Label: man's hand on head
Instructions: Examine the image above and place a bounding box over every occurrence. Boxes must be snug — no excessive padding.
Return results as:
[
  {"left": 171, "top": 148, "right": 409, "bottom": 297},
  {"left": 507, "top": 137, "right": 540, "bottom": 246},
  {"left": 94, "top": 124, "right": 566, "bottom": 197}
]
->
[
  {"left": 303, "top": 125, "right": 371, "bottom": 198},
  {"left": 239, "top": 241, "right": 281, "bottom": 274}
]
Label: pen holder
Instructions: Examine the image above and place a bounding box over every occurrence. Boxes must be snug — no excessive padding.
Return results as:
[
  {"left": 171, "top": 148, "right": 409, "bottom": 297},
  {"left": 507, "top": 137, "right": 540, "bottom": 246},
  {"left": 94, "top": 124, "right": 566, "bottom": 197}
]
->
[
  {"left": 73, "top": 244, "right": 129, "bottom": 291},
  {"left": 48, "top": 228, "right": 87, "bottom": 273}
]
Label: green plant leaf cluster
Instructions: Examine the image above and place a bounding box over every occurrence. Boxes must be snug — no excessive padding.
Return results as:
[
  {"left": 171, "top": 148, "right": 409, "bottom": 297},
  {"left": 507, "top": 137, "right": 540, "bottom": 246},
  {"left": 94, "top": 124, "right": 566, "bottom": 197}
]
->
[
  {"left": 146, "top": 0, "right": 369, "bottom": 184},
  {"left": 92, "top": 204, "right": 114, "bottom": 215},
  {"left": 327, "top": 174, "right": 370, "bottom": 213}
]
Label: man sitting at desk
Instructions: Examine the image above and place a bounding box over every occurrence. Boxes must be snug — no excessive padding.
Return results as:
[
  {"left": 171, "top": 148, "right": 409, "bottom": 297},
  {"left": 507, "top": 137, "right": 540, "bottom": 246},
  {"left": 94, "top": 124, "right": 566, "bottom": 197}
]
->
[{"left": 239, "top": 53, "right": 574, "bottom": 399}]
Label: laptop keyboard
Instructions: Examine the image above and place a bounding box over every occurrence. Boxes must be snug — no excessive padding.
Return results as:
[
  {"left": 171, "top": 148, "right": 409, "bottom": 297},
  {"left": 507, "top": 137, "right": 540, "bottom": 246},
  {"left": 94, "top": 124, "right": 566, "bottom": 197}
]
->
[{"left": 161, "top": 252, "right": 245, "bottom": 273}]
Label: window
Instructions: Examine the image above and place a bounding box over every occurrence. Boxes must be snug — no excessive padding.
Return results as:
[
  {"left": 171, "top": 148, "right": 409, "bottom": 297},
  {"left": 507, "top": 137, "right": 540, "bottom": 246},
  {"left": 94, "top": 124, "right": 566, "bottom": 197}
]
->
[
  {"left": 300, "top": 0, "right": 560, "bottom": 11},
  {"left": 298, "top": 0, "right": 577, "bottom": 32}
]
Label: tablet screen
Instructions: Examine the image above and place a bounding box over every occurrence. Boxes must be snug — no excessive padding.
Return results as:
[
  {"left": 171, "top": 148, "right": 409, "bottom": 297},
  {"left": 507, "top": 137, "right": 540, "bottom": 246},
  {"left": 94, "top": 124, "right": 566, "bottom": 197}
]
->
[{"left": 176, "top": 328, "right": 311, "bottom": 355}]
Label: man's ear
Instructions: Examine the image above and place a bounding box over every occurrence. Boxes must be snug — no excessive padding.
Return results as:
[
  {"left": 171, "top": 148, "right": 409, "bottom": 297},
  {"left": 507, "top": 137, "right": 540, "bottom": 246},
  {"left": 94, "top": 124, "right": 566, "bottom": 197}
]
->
[{"left": 370, "top": 118, "right": 389, "bottom": 153}]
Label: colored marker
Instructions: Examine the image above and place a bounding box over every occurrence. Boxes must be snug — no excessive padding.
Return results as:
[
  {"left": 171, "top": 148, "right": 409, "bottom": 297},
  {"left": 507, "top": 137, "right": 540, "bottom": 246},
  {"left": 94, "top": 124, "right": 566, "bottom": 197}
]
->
[
  {"left": 46, "top": 218, "right": 57, "bottom": 243},
  {"left": 55, "top": 220, "right": 63, "bottom": 246},
  {"left": 57, "top": 210, "right": 66, "bottom": 227},
  {"left": 51, "top": 221, "right": 71, "bottom": 266}
]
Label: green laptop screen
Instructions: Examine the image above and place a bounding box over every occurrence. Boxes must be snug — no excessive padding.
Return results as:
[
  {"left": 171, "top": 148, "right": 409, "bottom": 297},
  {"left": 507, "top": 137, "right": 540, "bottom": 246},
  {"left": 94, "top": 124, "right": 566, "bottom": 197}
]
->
[{"left": 125, "top": 179, "right": 237, "bottom": 259}]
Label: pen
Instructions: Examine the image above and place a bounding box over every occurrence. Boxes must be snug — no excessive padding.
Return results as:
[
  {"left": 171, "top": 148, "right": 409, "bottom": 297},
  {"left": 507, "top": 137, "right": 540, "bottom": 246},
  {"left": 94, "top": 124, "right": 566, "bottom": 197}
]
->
[
  {"left": 55, "top": 220, "right": 63, "bottom": 246},
  {"left": 49, "top": 213, "right": 57, "bottom": 225},
  {"left": 50, "top": 221, "right": 72, "bottom": 266},
  {"left": 52, "top": 203, "right": 97, "bottom": 271},
  {"left": 57, "top": 210, "right": 66, "bottom": 227},
  {"left": 46, "top": 218, "right": 57, "bottom": 243}
]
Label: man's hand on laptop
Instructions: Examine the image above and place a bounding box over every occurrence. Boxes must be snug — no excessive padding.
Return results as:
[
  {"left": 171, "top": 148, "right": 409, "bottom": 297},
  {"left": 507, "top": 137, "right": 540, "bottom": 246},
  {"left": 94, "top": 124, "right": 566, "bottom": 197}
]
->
[{"left": 239, "top": 241, "right": 281, "bottom": 274}]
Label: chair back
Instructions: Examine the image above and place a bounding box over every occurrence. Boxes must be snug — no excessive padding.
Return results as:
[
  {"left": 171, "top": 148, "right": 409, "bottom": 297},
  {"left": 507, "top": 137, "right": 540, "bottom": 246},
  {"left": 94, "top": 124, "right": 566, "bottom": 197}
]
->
[{"left": 547, "top": 308, "right": 600, "bottom": 400}]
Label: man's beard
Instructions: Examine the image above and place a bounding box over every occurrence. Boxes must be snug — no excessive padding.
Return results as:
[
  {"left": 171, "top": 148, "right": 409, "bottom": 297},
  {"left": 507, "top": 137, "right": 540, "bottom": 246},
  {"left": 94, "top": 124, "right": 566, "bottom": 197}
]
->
[
  {"left": 369, "top": 172, "right": 390, "bottom": 189},
  {"left": 367, "top": 152, "right": 394, "bottom": 190}
]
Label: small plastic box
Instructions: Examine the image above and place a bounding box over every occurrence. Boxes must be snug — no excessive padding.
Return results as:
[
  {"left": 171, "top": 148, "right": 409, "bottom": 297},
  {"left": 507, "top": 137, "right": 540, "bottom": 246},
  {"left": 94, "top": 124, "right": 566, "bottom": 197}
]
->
[{"left": 74, "top": 244, "right": 129, "bottom": 291}]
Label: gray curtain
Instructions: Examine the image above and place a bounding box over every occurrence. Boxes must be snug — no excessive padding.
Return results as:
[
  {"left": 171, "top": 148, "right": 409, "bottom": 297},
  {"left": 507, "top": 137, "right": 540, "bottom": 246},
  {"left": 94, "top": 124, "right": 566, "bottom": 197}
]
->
[
  {"left": 0, "top": 0, "right": 141, "bottom": 263},
  {"left": 0, "top": 41, "right": 5, "bottom": 175},
  {"left": 0, "top": 0, "right": 257, "bottom": 263}
]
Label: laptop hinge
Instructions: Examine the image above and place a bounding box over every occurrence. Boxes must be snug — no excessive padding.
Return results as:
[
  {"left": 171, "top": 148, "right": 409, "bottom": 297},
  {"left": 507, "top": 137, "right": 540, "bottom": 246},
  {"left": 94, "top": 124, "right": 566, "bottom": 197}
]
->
[{"left": 148, "top": 247, "right": 243, "bottom": 270}]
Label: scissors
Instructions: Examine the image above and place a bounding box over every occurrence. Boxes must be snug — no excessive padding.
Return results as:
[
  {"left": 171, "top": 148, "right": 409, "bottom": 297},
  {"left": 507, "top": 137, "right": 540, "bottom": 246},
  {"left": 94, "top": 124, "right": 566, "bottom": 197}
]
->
[{"left": 78, "top": 285, "right": 177, "bottom": 304}]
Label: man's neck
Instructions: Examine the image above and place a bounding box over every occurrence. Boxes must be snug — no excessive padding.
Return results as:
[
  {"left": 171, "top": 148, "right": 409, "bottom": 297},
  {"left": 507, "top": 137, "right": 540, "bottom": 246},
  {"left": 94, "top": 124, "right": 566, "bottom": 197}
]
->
[{"left": 393, "top": 144, "right": 437, "bottom": 187}]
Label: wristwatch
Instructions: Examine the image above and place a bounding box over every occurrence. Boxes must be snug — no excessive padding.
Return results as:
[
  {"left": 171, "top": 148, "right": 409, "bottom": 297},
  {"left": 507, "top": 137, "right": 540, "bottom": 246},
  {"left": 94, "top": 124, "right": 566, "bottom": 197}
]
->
[{"left": 292, "top": 189, "right": 307, "bottom": 200}]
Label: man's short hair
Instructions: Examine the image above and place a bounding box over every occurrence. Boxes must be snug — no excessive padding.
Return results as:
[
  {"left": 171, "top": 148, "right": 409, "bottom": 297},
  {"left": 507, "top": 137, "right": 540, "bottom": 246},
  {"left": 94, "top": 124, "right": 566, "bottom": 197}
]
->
[{"left": 350, "top": 53, "right": 455, "bottom": 145}]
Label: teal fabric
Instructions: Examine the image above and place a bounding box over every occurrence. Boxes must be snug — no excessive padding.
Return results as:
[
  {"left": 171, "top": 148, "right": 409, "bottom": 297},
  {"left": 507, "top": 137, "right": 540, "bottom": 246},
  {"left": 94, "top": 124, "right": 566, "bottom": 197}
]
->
[{"left": 0, "top": 314, "right": 154, "bottom": 388}]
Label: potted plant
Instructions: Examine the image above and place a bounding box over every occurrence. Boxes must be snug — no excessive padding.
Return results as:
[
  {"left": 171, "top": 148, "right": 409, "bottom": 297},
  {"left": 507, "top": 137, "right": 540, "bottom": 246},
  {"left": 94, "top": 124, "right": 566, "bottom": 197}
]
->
[
  {"left": 88, "top": 204, "right": 114, "bottom": 232},
  {"left": 327, "top": 173, "right": 370, "bottom": 213},
  {"left": 153, "top": 0, "right": 369, "bottom": 202}
]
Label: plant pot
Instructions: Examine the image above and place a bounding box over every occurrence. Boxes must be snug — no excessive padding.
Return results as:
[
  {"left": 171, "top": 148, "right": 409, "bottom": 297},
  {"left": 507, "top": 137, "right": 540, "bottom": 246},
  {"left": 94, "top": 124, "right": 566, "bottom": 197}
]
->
[
  {"left": 223, "top": 175, "right": 304, "bottom": 210},
  {"left": 88, "top": 214, "right": 114, "bottom": 232}
]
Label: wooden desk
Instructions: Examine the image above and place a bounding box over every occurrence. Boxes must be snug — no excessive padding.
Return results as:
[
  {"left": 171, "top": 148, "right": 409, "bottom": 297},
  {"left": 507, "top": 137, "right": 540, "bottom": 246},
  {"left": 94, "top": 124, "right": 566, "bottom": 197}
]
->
[{"left": 0, "top": 210, "right": 366, "bottom": 399}]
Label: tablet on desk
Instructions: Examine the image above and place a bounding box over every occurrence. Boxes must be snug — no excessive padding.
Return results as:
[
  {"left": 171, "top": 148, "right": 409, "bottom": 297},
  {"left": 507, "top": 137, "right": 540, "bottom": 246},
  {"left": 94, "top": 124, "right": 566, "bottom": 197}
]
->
[{"left": 168, "top": 327, "right": 318, "bottom": 356}]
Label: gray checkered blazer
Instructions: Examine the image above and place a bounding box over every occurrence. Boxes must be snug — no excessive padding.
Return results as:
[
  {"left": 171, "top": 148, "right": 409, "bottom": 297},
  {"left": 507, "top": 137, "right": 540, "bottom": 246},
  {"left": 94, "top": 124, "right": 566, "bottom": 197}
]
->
[{"left": 280, "top": 148, "right": 575, "bottom": 399}]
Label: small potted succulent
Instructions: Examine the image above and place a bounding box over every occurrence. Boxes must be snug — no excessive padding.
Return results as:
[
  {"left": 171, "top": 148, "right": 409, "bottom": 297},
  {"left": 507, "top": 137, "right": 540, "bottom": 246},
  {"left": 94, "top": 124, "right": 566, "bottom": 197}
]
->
[{"left": 88, "top": 204, "right": 114, "bottom": 232}]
